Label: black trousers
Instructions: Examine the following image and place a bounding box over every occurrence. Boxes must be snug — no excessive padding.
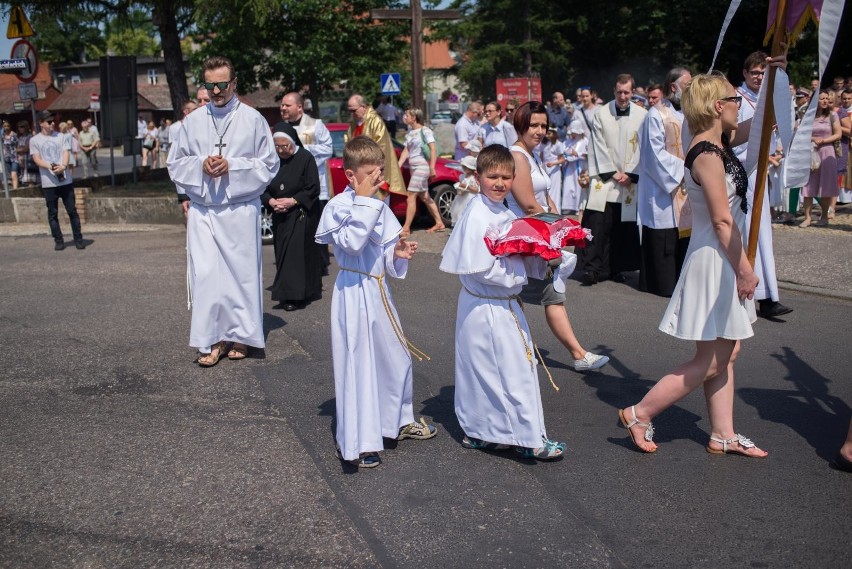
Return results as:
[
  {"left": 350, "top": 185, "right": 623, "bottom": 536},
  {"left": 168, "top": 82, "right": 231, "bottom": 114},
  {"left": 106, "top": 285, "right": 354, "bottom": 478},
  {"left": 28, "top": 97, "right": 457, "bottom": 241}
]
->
[
  {"left": 42, "top": 183, "right": 82, "bottom": 244},
  {"left": 638, "top": 225, "right": 690, "bottom": 297},
  {"left": 577, "top": 202, "right": 640, "bottom": 280}
]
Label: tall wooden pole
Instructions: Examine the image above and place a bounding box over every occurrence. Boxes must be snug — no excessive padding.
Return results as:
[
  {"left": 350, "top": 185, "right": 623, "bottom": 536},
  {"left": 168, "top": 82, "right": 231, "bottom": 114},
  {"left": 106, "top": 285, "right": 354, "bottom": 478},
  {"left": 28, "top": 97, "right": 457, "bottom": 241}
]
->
[
  {"left": 747, "top": 0, "right": 788, "bottom": 267},
  {"left": 411, "top": 0, "right": 424, "bottom": 113}
]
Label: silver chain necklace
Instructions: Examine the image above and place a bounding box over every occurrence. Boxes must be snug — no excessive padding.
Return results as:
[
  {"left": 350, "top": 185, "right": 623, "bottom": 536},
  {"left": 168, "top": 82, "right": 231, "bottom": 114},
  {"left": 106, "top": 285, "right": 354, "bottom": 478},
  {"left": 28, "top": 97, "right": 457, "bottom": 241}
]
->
[{"left": 209, "top": 100, "right": 240, "bottom": 155}]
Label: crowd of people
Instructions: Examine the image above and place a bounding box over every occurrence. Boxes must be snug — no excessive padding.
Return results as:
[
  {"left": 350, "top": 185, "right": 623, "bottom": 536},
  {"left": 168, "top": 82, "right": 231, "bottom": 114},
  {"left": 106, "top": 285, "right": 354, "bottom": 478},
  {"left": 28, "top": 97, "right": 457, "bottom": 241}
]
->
[
  {"left": 2, "top": 117, "right": 101, "bottom": 189},
  {"left": 155, "top": 53, "right": 851, "bottom": 472}
]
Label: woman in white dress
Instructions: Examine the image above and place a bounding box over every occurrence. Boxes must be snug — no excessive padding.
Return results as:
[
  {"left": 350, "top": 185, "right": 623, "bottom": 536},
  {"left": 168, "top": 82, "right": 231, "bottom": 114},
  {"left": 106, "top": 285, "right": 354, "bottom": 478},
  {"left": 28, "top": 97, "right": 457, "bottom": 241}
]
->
[{"left": 618, "top": 72, "right": 777, "bottom": 458}]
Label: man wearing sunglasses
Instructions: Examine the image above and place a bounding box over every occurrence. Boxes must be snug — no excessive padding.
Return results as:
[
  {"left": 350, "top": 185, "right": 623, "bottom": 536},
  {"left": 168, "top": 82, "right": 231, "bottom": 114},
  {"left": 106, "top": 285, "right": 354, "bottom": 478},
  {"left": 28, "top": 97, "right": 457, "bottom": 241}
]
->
[
  {"left": 167, "top": 55, "right": 280, "bottom": 367},
  {"left": 30, "top": 110, "right": 85, "bottom": 251},
  {"left": 734, "top": 50, "right": 793, "bottom": 319}
]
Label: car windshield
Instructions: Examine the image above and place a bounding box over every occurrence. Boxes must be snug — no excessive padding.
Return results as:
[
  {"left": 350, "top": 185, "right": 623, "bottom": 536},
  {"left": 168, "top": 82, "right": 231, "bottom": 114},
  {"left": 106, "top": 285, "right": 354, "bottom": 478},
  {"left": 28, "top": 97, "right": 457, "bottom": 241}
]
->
[{"left": 330, "top": 129, "right": 346, "bottom": 158}]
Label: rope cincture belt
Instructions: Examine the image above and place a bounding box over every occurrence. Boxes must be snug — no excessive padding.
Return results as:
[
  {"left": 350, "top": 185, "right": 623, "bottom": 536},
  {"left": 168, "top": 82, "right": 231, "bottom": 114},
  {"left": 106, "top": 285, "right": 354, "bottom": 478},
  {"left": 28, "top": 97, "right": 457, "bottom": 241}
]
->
[
  {"left": 462, "top": 287, "right": 559, "bottom": 392},
  {"left": 340, "top": 267, "right": 430, "bottom": 362}
]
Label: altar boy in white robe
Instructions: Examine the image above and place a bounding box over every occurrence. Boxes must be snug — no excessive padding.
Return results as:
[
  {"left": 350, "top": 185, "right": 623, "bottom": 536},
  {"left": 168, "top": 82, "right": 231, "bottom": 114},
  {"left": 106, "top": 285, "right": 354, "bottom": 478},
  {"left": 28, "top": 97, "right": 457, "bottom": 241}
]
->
[
  {"left": 440, "top": 145, "right": 567, "bottom": 461},
  {"left": 316, "top": 136, "right": 437, "bottom": 469},
  {"left": 735, "top": 51, "right": 792, "bottom": 318},
  {"left": 167, "top": 56, "right": 279, "bottom": 366},
  {"left": 579, "top": 74, "right": 647, "bottom": 285}
]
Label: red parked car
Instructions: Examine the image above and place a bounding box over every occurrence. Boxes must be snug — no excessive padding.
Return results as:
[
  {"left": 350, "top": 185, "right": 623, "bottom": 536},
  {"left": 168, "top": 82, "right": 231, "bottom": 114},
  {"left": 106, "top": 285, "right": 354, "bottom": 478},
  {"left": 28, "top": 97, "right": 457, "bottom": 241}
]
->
[{"left": 262, "top": 123, "right": 462, "bottom": 243}]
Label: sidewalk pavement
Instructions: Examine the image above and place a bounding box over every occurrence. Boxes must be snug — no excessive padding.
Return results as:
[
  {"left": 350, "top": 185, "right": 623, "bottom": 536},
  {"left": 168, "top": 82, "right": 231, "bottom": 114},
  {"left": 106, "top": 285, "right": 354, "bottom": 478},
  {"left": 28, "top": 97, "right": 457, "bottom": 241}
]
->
[{"left": 2, "top": 204, "right": 850, "bottom": 299}]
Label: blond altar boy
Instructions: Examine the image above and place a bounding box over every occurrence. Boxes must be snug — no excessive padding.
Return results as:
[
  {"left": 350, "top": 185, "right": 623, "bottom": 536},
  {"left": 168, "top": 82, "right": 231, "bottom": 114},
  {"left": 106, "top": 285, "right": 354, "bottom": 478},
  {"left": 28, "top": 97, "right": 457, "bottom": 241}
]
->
[{"left": 315, "top": 136, "right": 437, "bottom": 468}]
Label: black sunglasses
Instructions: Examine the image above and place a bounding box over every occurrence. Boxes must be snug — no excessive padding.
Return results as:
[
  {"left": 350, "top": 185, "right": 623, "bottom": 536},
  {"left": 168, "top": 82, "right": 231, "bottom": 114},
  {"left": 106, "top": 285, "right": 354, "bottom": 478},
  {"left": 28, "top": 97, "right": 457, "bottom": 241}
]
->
[
  {"left": 203, "top": 80, "right": 232, "bottom": 91},
  {"left": 720, "top": 96, "right": 742, "bottom": 108}
]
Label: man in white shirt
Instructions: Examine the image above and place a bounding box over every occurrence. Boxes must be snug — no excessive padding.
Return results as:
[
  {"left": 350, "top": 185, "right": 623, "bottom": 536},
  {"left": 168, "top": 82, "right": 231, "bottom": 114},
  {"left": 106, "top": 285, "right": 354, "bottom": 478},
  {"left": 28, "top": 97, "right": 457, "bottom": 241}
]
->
[
  {"left": 30, "top": 110, "right": 84, "bottom": 250},
  {"left": 454, "top": 101, "right": 483, "bottom": 159}
]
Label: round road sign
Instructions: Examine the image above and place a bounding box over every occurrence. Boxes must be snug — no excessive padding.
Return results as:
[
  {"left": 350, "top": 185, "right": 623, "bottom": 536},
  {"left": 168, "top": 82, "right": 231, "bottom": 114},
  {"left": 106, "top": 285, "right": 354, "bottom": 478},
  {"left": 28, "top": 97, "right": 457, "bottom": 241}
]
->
[{"left": 10, "top": 39, "right": 38, "bottom": 83}]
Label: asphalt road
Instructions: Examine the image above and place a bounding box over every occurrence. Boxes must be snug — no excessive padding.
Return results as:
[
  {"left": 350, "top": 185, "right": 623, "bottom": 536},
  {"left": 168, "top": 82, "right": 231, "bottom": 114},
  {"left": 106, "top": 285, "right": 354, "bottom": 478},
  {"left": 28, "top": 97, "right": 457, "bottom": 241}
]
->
[{"left": 1, "top": 227, "right": 850, "bottom": 568}]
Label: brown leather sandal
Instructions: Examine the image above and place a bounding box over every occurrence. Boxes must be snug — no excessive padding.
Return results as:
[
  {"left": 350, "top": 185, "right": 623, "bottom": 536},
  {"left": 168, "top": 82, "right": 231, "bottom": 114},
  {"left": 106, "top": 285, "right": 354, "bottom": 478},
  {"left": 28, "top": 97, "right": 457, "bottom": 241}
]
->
[
  {"left": 227, "top": 343, "right": 248, "bottom": 360},
  {"left": 197, "top": 341, "right": 227, "bottom": 367}
]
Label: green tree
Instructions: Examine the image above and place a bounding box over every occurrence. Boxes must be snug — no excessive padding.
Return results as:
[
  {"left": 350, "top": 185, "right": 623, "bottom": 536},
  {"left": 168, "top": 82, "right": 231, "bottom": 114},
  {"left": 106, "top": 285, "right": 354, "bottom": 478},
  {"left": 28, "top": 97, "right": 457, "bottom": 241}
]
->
[
  {"left": 190, "top": 0, "right": 409, "bottom": 107},
  {"left": 26, "top": 6, "right": 105, "bottom": 63}
]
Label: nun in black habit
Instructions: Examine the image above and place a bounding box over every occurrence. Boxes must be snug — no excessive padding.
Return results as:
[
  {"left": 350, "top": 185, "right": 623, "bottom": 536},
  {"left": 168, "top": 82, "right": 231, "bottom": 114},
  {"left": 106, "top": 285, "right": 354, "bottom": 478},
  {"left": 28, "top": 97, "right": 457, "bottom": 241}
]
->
[{"left": 261, "top": 122, "right": 323, "bottom": 310}]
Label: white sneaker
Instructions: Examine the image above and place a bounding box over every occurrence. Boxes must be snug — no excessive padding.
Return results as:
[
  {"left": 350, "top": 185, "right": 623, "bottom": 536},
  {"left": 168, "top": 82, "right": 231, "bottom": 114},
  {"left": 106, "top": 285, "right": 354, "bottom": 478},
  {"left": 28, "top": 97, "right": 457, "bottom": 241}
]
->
[{"left": 573, "top": 352, "right": 609, "bottom": 372}]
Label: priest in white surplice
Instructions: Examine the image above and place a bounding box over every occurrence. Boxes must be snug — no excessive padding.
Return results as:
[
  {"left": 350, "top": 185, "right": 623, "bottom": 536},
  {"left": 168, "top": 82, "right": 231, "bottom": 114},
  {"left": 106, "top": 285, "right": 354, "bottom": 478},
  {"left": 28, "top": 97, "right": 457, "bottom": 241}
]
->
[
  {"left": 167, "top": 56, "right": 279, "bottom": 366},
  {"left": 735, "top": 51, "right": 792, "bottom": 318},
  {"left": 578, "top": 74, "right": 647, "bottom": 285},
  {"left": 637, "top": 67, "right": 692, "bottom": 297}
]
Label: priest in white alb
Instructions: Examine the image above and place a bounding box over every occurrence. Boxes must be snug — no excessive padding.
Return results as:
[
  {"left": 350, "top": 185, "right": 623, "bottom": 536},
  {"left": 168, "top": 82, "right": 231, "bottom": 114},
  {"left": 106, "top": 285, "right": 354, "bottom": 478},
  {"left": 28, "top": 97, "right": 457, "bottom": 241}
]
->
[
  {"left": 578, "top": 73, "right": 647, "bottom": 285},
  {"left": 735, "top": 51, "right": 792, "bottom": 319},
  {"left": 637, "top": 67, "right": 692, "bottom": 297},
  {"left": 167, "top": 56, "right": 279, "bottom": 367}
]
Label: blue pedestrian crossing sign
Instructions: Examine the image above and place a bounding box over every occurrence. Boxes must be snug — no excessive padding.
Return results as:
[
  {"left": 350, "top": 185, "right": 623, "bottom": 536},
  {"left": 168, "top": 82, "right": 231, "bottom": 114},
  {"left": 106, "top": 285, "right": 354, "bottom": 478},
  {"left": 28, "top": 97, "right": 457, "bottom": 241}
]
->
[{"left": 380, "top": 73, "right": 401, "bottom": 95}]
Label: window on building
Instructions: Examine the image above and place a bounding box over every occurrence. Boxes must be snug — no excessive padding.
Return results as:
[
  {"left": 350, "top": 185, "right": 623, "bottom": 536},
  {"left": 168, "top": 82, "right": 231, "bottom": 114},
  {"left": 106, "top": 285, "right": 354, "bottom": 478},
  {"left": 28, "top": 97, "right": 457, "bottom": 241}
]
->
[{"left": 147, "top": 69, "right": 157, "bottom": 85}]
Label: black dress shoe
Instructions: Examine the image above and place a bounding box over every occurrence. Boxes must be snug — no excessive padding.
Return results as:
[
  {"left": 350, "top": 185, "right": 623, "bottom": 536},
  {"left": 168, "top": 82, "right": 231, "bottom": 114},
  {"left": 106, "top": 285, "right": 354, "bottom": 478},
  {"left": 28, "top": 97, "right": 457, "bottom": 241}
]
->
[
  {"left": 831, "top": 452, "right": 852, "bottom": 473},
  {"left": 580, "top": 271, "right": 598, "bottom": 286},
  {"left": 759, "top": 300, "right": 793, "bottom": 318},
  {"left": 282, "top": 303, "right": 298, "bottom": 311},
  {"left": 54, "top": 242, "right": 66, "bottom": 251},
  {"left": 610, "top": 272, "right": 627, "bottom": 283},
  {"left": 75, "top": 240, "right": 86, "bottom": 250}
]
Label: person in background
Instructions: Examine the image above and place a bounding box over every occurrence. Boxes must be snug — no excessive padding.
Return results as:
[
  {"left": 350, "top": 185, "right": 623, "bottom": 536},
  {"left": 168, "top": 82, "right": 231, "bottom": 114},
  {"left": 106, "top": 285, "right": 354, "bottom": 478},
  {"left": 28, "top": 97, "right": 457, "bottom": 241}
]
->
[
  {"left": 838, "top": 89, "right": 852, "bottom": 205},
  {"left": 398, "top": 107, "right": 445, "bottom": 236},
  {"left": 376, "top": 96, "right": 399, "bottom": 137},
  {"left": 547, "top": 91, "right": 571, "bottom": 142},
  {"left": 78, "top": 119, "right": 100, "bottom": 178},
  {"left": 2, "top": 120, "right": 19, "bottom": 189},
  {"left": 64, "top": 120, "right": 80, "bottom": 177},
  {"left": 158, "top": 119, "right": 172, "bottom": 166},
  {"left": 505, "top": 99, "right": 519, "bottom": 124},
  {"left": 801, "top": 89, "right": 841, "bottom": 227},
  {"left": 195, "top": 86, "right": 210, "bottom": 106},
  {"left": 16, "top": 120, "right": 35, "bottom": 186},
  {"left": 30, "top": 110, "right": 85, "bottom": 251},
  {"left": 478, "top": 101, "right": 517, "bottom": 148},
  {"left": 141, "top": 121, "right": 159, "bottom": 168},
  {"left": 261, "top": 123, "right": 323, "bottom": 312},
  {"left": 454, "top": 101, "right": 483, "bottom": 159}
]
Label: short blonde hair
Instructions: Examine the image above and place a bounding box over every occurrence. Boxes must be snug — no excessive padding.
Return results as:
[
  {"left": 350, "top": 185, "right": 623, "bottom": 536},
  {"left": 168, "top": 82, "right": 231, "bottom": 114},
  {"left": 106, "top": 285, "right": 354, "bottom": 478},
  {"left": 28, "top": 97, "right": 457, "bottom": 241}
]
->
[
  {"left": 405, "top": 107, "right": 424, "bottom": 125},
  {"left": 343, "top": 136, "right": 384, "bottom": 171},
  {"left": 682, "top": 73, "right": 730, "bottom": 135}
]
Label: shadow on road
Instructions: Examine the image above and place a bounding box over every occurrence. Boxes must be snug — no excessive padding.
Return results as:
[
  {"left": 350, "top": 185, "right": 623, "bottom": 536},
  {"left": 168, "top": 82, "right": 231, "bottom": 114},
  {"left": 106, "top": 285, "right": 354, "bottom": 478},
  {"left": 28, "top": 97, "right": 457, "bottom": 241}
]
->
[{"left": 739, "top": 346, "right": 851, "bottom": 460}]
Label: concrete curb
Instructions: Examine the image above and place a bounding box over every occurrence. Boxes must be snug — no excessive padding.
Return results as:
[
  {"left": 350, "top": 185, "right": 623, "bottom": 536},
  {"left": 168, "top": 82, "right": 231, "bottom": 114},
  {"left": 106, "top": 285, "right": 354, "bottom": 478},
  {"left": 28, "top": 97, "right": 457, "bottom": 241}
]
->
[{"left": 777, "top": 281, "right": 852, "bottom": 301}]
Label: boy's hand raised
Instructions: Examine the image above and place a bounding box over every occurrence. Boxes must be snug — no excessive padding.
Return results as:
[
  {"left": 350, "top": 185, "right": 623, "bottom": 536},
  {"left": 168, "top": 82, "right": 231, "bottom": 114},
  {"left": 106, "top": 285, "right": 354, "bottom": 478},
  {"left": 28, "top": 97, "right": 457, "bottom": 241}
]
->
[
  {"left": 394, "top": 238, "right": 418, "bottom": 260},
  {"left": 354, "top": 166, "right": 384, "bottom": 198}
]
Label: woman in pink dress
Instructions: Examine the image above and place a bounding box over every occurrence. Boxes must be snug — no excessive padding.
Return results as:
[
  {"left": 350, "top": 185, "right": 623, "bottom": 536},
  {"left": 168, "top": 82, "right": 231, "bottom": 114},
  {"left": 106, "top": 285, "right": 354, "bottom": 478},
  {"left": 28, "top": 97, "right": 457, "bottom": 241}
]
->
[{"left": 801, "top": 90, "right": 841, "bottom": 227}]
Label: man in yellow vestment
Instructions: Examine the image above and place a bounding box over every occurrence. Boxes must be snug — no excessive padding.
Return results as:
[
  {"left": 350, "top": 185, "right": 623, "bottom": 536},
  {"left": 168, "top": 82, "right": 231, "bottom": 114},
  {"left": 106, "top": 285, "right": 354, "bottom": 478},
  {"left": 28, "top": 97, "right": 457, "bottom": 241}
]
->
[{"left": 346, "top": 94, "right": 406, "bottom": 195}]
